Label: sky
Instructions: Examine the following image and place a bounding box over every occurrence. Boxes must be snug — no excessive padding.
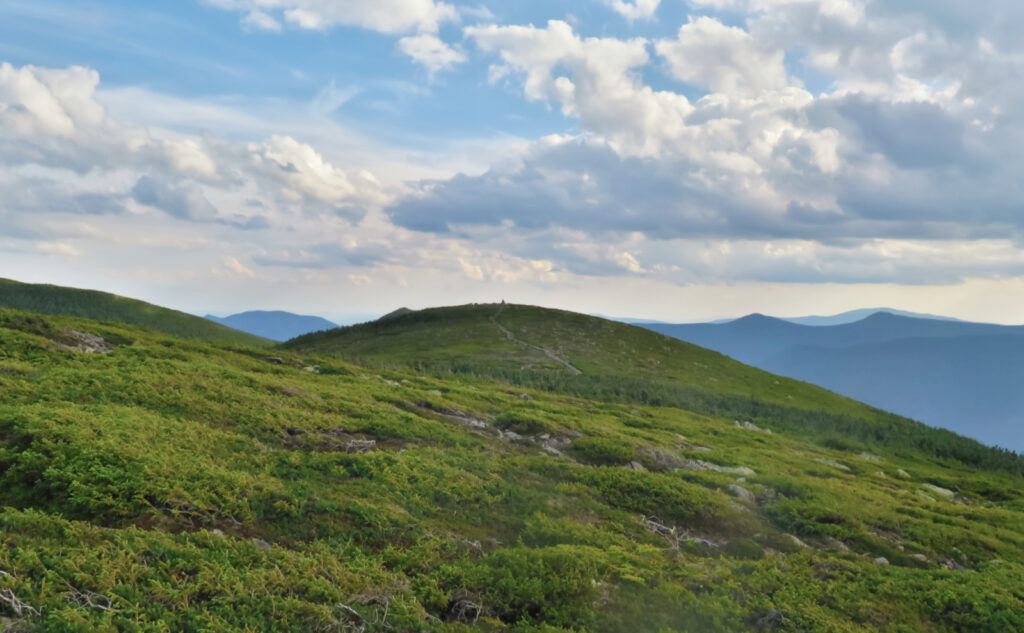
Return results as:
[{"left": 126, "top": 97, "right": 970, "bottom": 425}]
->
[{"left": 2, "top": 0, "right": 1024, "bottom": 324}]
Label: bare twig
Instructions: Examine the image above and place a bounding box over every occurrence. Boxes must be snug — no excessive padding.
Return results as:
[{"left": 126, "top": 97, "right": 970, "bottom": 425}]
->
[
  {"left": 65, "top": 590, "right": 120, "bottom": 613},
  {"left": 0, "top": 588, "right": 39, "bottom": 617},
  {"left": 641, "top": 515, "right": 689, "bottom": 551}
]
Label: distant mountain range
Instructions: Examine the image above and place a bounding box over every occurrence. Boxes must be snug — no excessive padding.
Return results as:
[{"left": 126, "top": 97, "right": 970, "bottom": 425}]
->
[
  {"left": 644, "top": 311, "right": 1024, "bottom": 451},
  {"left": 777, "top": 307, "right": 962, "bottom": 326},
  {"left": 205, "top": 310, "right": 338, "bottom": 342},
  {"left": 610, "top": 307, "right": 961, "bottom": 327}
]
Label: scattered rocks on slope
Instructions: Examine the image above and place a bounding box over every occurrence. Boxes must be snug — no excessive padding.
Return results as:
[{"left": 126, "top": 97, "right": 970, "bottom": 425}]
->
[
  {"left": 416, "top": 401, "right": 488, "bottom": 429},
  {"left": 637, "top": 445, "right": 686, "bottom": 471},
  {"left": 677, "top": 459, "right": 756, "bottom": 476},
  {"left": 783, "top": 534, "right": 810, "bottom": 549},
  {"left": 814, "top": 458, "right": 851, "bottom": 472},
  {"left": 58, "top": 329, "right": 112, "bottom": 354},
  {"left": 346, "top": 439, "right": 377, "bottom": 453},
  {"left": 921, "top": 483, "right": 956, "bottom": 499},
  {"left": 728, "top": 484, "right": 756, "bottom": 503},
  {"left": 734, "top": 420, "right": 772, "bottom": 434}
]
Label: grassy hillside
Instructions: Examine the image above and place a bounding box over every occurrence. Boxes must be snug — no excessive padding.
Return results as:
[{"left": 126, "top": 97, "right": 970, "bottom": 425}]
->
[
  {"left": 0, "top": 278, "right": 270, "bottom": 347},
  {"left": 1, "top": 306, "right": 1023, "bottom": 631},
  {"left": 283, "top": 303, "right": 1021, "bottom": 474},
  {"left": 284, "top": 304, "right": 871, "bottom": 410}
]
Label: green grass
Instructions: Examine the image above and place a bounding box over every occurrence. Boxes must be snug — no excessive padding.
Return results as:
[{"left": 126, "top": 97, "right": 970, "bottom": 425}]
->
[
  {"left": 284, "top": 303, "right": 1022, "bottom": 475},
  {"left": 1, "top": 305, "right": 1023, "bottom": 631},
  {"left": 0, "top": 278, "right": 270, "bottom": 347}
]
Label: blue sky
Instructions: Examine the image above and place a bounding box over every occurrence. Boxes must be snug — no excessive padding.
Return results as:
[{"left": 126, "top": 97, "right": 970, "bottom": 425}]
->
[{"left": 2, "top": 0, "right": 1024, "bottom": 323}]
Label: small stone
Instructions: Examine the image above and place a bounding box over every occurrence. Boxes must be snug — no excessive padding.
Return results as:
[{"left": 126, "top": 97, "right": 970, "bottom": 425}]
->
[
  {"left": 628, "top": 461, "right": 646, "bottom": 471},
  {"left": 897, "top": 469, "right": 912, "bottom": 478},
  {"left": 728, "top": 484, "right": 756, "bottom": 503},
  {"left": 784, "top": 534, "right": 809, "bottom": 549},
  {"left": 265, "top": 356, "right": 285, "bottom": 365},
  {"left": 814, "top": 458, "right": 851, "bottom": 472},
  {"left": 912, "top": 553, "right": 929, "bottom": 562},
  {"left": 873, "top": 557, "right": 890, "bottom": 566},
  {"left": 211, "top": 529, "right": 224, "bottom": 536},
  {"left": 252, "top": 538, "right": 273, "bottom": 551},
  {"left": 922, "top": 483, "right": 956, "bottom": 499},
  {"left": 518, "top": 393, "right": 532, "bottom": 401}
]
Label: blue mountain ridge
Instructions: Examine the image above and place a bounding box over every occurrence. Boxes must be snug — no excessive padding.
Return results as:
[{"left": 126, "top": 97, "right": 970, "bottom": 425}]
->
[
  {"left": 643, "top": 311, "right": 1024, "bottom": 451},
  {"left": 205, "top": 310, "right": 338, "bottom": 342}
]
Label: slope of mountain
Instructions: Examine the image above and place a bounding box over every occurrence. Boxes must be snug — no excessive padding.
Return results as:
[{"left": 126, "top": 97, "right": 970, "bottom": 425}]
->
[
  {"left": 283, "top": 303, "right": 879, "bottom": 415},
  {"left": 205, "top": 310, "right": 338, "bottom": 342},
  {"left": 0, "top": 278, "right": 270, "bottom": 347},
  {"left": 784, "top": 308, "right": 962, "bottom": 326},
  {"left": 1, "top": 304, "right": 1023, "bottom": 631},
  {"left": 763, "top": 335, "right": 1024, "bottom": 450},
  {"left": 644, "top": 313, "right": 1024, "bottom": 450}
]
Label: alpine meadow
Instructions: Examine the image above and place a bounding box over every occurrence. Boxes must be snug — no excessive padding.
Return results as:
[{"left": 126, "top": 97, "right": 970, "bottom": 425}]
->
[{"left": 4, "top": 0, "right": 1024, "bottom": 632}]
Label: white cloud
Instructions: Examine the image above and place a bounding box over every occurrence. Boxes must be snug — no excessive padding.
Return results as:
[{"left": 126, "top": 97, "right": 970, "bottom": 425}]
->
[
  {"left": 241, "top": 10, "right": 282, "bottom": 31},
  {"left": 0, "top": 63, "right": 101, "bottom": 137},
  {"left": 206, "top": 0, "right": 459, "bottom": 34},
  {"left": 467, "top": 20, "right": 694, "bottom": 156},
  {"left": 0, "top": 63, "right": 388, "bottom": 229},
  {"left": 655, "top": 17, "right": 789, "bottom": 96},
  {"left": 398, "top": 34, "right": 468, "bottom": 74},
  {"left": 606, "top": 0, "right": 661, "bottom": 22}
]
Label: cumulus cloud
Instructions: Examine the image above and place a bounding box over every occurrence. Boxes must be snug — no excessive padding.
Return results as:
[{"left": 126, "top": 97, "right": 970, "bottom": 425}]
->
[
  {"left": 398, "top": 34, "right": 467, "bottom": 74},
  {"left": 655, "top": 17, "right": 789, "bottom": 96},
  {"left": 606, "top": 0, "right": 660, "bottom": 22},
  {"left": 9, "top": 0, "right": 1024, "bottom": 294},
  {"left": 386, "top": 6, "right": 1024, "bottom": 285},
  {"left": 206, "top": 0, "right": 459, "bottom": 34},
  {"left": 0, "top": 63, "right": 387, "bottom": 233},
  {"left": 467, "top": 20, "right": 694, "bottom": 156},
  {"left": 246, "top": 135, "right": 387, "bottom": 217}
]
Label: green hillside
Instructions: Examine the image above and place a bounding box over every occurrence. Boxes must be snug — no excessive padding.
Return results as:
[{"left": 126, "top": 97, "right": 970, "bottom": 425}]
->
[
  {"left": 284, "top": 303, "right": 1020, "bottom": 473},
  {"left": 1, "top": 305, "right": 1022, "bottom": 631},
  {"left": 283, "top": 303, "right": 858, "bottom": 406},
  {"left": 0, "top": 278, "right": 270, "bottom": 347}
]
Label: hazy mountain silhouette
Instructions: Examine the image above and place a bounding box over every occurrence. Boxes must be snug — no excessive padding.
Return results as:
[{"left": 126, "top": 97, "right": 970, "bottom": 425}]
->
[
  {"left": 645, "top": 312, "right": 1024, "bottom": 451},
  {"left": 205, "top": 310, "right": 337, "bottom": 342}
]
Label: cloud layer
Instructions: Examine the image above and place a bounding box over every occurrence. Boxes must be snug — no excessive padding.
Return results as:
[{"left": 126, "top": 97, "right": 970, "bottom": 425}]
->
[{"left": 4, "top": 0, "right": 1024, "bottom": 321}]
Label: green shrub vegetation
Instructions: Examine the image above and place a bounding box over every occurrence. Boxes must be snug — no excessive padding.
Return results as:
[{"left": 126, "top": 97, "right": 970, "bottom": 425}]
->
[
  {"left": 0, "top": 278, "right": 270, "bottom": 347},
  {"left": 0, "top": 299, "right": 1022, "bottom": 631}
]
